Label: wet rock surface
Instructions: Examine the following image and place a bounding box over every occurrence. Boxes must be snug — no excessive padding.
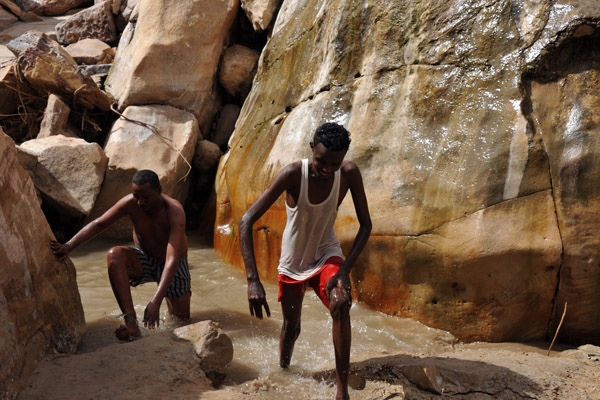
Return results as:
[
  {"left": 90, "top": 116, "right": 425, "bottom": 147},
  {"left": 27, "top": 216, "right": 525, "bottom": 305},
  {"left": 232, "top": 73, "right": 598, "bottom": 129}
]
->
[{"left": 214, "top": 0, "right": 600, "bottom": 344}]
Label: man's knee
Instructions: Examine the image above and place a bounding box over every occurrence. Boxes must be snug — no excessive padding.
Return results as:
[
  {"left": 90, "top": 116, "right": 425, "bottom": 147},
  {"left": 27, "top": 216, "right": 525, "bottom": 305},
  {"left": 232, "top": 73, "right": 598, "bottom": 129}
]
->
[
  {"left": 282, "top": 318, "right": 301, "bottom": 341},
  {"left": 329, "top": 287, "right": 351, "bottom": 320},
  {"left": 107, "top": 246, "right": 128, "bottom": 265}
]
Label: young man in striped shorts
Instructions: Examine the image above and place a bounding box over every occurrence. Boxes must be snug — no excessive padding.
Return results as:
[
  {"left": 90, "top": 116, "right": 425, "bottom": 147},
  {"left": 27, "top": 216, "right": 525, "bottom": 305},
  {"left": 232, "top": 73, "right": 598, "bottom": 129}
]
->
[
  {"left": 51, "top": 169, "right": 190, "bottom": 341},
  {"left": 239, "top": 123, "right": 372, "bottom": 400}
]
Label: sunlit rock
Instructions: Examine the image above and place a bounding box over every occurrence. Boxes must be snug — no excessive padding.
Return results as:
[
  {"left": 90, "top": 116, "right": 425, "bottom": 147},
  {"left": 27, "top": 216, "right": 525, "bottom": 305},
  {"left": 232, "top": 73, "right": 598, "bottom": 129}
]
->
[
  {"left": 173, "top": 320, "right": 233, "bottom": 374},
  {"left": 0, "top": 128, "right": 85, "bottom": 399},
  {"left": 105, "top": 0, "right": 238, "bottom": 133},
  {"left": 215, "top": 0, "right": 600, "bottom": 343},
  {"left": 241, "top": 0, "right": 282, "bottom": 31},
  {"left": 55, "top": 1, "right": 117, "bottom": 45},
  {"left": 89, "top": 105, "right": 199, "bottom": 238},
  {"left": 65, "top": 38, "right": 112, "bottom": 65},
  {"left": 18, "top": 135, "right": 107, "bottom": 217}
]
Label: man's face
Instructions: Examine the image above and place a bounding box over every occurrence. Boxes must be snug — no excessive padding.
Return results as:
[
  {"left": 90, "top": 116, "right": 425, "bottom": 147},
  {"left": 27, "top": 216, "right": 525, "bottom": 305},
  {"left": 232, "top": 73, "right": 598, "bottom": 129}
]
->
[
  {"left": 131, "top": 182, "right": 162, "bottom": 213},
  {"left": 310, "top": 142, "right": 347, "bottom": 180}
]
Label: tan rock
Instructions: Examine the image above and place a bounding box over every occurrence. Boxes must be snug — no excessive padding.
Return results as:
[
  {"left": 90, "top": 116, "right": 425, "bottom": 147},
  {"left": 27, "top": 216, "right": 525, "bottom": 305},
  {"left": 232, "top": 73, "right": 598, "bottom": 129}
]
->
[
  {"left": 12, "top": 0, "right": 90, "bottom": 16},
  {"left": 8, "top": 31, "right": 113, "bottom": 111},
  {"left": 18, "top": 135, "right": 107, "bottom": 217},
  {"left": 173, "top": 320, "right": 233, "bottom": 373},
  {"left": 0, "top": 128, "right": 85, "bottom": 399},
  {"left": 89, "top": 105, "right": 199, "bottom": 238},
  {"left": 240, "top": 0, "right": 282, "bottom": 31},
  {"left": 193, "top": 140, "right": 222, "bottom": 171},
  {"left": 530, "top": 60, "right": 600, "bottom": 344},
  {"left": 105, "top": 0, "right": 238, "bottom": 133},
  {"left": 219, "top": 44, "right": 260, "bottom": 100},
  {"left": 65, "top": 38, "right": 112, "bottom": 65},
  {"left": 0, "top": 7, "right": 18, "bottom": 31},
  {"left": 56, "top": 1, "right": 117, "bottom": 45},
  {"left": 0, "top": 0, "right": 22, "bottom": 17},
  {"left": 38, "top": 94, "right": 79, "bottom": 138}
]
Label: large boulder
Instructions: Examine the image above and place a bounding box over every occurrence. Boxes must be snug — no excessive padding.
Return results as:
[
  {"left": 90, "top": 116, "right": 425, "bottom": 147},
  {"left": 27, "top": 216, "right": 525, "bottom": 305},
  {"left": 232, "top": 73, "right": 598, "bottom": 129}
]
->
[
  {"left": 18, "top": 135, "right": 107, "bottom": 217},
  {"left": 55, "top": 1, "right": 117, "bottom": 45},
  {"left": 104, "top": 0, "right": 238, "bottom": 134},
  {"left": 0, "top": 128, "right": 85, "bottom": 399},
  {"left": 12, "top": 0, "right": 89, "bottom": 15},
  {"left": 88, "top": 104, "right": 200, "bottom": 238},
  {"left": 214, "top": 0, "right": 600, "bottom": 344},
  {"left": 7, "top": 31, "right": 113, "bottom": 111}
]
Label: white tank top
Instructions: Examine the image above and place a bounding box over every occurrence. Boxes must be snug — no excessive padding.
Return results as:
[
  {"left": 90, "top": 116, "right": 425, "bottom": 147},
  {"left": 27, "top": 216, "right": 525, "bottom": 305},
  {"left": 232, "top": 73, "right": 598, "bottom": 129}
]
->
[{"left": 277, "top": 159, "right": 345, "bottom": 280}]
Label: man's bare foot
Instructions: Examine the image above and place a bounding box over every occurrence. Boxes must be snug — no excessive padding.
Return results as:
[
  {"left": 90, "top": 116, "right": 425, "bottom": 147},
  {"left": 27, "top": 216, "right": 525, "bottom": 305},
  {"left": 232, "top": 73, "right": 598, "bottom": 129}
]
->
[{"left": 115, "top": 324, "right": 142, "bottom": 341}]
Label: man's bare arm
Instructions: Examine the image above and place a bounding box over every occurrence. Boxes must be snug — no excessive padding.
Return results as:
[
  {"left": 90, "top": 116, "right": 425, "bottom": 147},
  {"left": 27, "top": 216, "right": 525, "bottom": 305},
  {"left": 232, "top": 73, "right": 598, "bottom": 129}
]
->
[
  {"left": 239, "top": 164, "right": 298, "bottom": 319},
  {"left": 327, "top": 162, "right": 372, "bottom": 293},
  {"left": 143, "top": 203, "right": 187, "bottom": 328},
  {"left": 50, "top": 196, "right": 132, "bottom": 260}
]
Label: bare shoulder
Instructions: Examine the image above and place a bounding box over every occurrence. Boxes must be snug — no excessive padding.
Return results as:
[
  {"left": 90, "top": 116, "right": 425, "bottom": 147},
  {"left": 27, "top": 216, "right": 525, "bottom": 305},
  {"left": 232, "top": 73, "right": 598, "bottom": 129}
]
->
[
  {"left": 275, "top": 161, "right": 302, "bottom": 187},
  {"left": 340, "top": 160, "right": 362, "bottom": 178},
  {"left": 163, "top": 194, "right": 185, "bottom": 218}
]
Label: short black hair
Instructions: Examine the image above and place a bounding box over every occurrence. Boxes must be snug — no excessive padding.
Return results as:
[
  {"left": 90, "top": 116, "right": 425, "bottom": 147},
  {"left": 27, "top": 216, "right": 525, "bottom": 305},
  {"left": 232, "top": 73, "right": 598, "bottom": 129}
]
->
[
  {"left": 132, "top": 169, "right": 160, "bottom": 189},
  {"left": 313, "top": 122, "right": 351, "bottom": 151}
]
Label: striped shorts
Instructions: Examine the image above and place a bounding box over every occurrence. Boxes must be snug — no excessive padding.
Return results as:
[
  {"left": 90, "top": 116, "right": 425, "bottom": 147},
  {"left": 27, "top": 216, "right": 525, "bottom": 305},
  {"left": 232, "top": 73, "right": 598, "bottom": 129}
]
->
[{"left": 129, "top": 247, "right": 191, "bottom": 299}]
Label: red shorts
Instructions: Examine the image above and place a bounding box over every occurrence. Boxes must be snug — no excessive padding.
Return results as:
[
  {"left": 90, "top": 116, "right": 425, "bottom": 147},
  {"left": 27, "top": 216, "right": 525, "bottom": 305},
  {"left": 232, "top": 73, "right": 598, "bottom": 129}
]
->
[{"left": 278, "top": 256, "right": 344, "bottom": 309}]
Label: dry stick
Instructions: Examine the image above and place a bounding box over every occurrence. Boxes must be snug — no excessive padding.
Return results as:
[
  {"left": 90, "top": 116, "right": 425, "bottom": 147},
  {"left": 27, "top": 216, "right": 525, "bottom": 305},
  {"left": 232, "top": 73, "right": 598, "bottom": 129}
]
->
[
  {"left": 547, "top": 302, "right": 567, "bottom": 356},
  {"left": 109, "top": 104, "right": 192, "bottom": 182}
]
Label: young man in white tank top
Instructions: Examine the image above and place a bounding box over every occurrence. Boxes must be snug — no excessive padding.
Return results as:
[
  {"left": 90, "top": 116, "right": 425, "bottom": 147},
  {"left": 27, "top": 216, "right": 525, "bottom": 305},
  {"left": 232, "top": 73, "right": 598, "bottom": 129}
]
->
[{"left": 240, "top": 123, "right": 372, "bottom": 400}]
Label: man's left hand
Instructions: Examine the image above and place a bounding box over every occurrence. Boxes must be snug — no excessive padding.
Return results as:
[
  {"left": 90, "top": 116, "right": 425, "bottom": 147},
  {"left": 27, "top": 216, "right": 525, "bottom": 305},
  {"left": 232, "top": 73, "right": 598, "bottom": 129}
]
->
[{"left": 143, "top": 300, "right": 161, "bottom": 328}]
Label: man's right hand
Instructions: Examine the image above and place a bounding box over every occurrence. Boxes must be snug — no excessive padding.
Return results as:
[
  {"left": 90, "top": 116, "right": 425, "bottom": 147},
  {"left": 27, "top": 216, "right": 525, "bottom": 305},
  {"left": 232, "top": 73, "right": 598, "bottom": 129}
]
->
[
  {"left": 50, "top": 240, "right": 71, "bottom": 261},
  {"left": 247, "top": 279, "right": 270, "bottom": 319}
]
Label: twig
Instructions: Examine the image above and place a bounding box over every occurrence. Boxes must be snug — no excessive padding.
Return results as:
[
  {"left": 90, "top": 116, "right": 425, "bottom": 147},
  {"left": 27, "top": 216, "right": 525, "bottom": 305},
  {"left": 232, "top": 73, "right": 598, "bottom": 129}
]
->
[
  {"left": 547, "top": 302, "right": 567, "bottom": 356},
  {"left": 110, "top": 104, "right": 192, "bottom": 182}
]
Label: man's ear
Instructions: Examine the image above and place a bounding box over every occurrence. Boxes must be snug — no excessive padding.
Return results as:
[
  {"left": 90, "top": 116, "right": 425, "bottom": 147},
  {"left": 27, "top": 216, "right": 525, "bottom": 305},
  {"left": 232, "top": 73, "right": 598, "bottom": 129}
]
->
[{"left": 310, "top": 141, "right": 314, "bottom": 150}]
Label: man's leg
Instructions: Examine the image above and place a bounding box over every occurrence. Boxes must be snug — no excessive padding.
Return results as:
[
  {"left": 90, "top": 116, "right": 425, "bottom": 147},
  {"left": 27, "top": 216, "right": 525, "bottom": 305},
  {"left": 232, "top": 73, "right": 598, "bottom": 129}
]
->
[
  {"left": 329, "top": 286, "right": 351, "bottom": 400},
  {"left": 107, "top": 246, "right": 143, "bottom": 341},
  {"left": 279, "top": 285, "right": 304, "bottom": 368},
  {"left": 166, "top": 292, "right": 191, "bottom": 320}
]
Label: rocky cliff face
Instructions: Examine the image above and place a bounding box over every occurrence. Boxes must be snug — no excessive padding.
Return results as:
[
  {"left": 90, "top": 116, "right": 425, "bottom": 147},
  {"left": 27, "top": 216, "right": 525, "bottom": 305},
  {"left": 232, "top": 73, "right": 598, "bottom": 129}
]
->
[
  {"left": 0, "top": 128, "right": 85, "bottom": 399},
  {"left": 215, "top": 0, "right": 600, "bottom": 344}
]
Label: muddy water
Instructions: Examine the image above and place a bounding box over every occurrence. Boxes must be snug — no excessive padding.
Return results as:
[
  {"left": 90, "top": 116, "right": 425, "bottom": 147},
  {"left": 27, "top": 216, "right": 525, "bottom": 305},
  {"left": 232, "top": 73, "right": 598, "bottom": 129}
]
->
[{"left": 71, "top": 234, "right": 456, "bottom": 397}]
